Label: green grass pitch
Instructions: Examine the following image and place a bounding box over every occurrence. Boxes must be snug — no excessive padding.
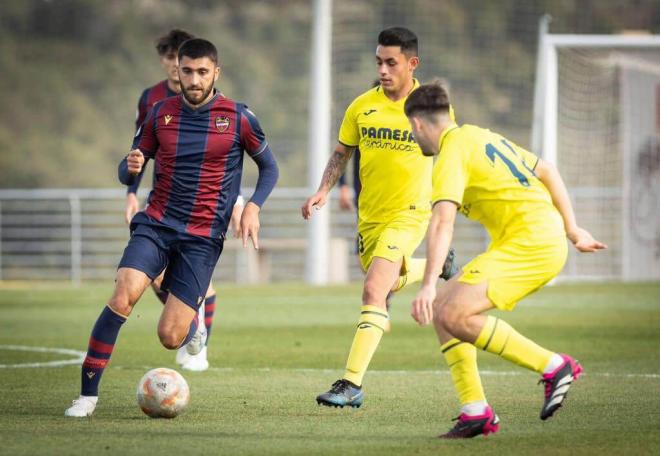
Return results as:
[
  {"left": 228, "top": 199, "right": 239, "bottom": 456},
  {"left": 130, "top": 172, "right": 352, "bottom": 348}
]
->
[{"left": 1, "top": 282, "right": 659, "bottom": 455}]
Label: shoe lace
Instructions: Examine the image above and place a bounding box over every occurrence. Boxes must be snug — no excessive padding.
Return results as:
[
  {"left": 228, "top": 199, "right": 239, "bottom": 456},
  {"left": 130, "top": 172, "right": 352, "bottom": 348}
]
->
[{"left": 329, "top": 380, "right": 350, "bottom": 394}]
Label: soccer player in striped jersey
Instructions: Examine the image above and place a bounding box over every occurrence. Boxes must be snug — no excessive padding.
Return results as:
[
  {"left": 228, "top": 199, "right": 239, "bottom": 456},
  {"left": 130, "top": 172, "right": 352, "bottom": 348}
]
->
[
  {"left": 65, "top": 39, "right": 278, "bottom": 417},
  {"left": 405, "top": 82, "right": 605, "bottom": 438},
  {"left": 302, "top": 27, "right": 458, "bottom": 408},
  {"left": 125, "top": 29, "right": 243, "bottom": 371}
]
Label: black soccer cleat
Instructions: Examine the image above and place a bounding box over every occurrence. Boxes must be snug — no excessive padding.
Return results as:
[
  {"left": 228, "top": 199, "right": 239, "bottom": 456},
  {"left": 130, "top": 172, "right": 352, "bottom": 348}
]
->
[
  {"left": 316, "top": 379, "right": 364, "bottom": 408},
  {"left": 439, "top": 247, "right": 459, "bottom": 281},
  {"left": 539, "top": 354, "right": 583, "bottom": 420},
  {"left": 439, "top": 406, "right": 500, "bottom": 439}
]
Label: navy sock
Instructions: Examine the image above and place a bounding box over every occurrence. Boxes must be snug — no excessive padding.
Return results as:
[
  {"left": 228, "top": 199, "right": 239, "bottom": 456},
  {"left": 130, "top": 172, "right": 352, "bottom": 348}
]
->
[
  {"left": 179, "top": 312, "right": 199, "bottom": 348},
  {"left": 81, "top": 306, "right": 127, "bottom": 396},
  {"left": 204, "top": 294, "right": 216, "bottom": 345}
]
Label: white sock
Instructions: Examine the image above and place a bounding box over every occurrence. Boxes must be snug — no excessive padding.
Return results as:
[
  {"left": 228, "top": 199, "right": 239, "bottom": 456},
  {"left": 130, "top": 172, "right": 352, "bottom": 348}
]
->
[
  {"left": 461, "top": 400, "right": 488, "bottom": 416},
  {"left": 543, "top": 354, "right": 564, "bottom": 375},
  {"left": 80, "top": 395, "right": 98, "bottom": 404}
]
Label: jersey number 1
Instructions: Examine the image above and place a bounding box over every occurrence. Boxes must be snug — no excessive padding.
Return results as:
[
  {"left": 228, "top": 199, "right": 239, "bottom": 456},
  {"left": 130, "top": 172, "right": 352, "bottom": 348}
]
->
[{"left": 485, "top": 140, "right": 534, "bottom": 187}]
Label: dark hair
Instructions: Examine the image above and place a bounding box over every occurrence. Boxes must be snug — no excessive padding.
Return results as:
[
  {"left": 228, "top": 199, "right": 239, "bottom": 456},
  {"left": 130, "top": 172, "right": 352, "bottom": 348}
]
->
[
  {"left": 178, "top": 38, "right": 218, "bottom": 65},
  {"left": 156, "top": 29, "right": 195, "bottom": 56},
  {"left": 378, "top": 27, "right": 418, "bottom": 56},
  {"left": 404, "top": 81, "right": 450, "bottom": 118}
]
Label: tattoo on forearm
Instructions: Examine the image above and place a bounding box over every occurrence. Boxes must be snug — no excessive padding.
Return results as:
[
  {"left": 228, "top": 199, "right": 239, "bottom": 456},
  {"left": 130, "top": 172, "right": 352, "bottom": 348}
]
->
[{"left": 320, "top": 147, "right": 354, "bottom": 190}]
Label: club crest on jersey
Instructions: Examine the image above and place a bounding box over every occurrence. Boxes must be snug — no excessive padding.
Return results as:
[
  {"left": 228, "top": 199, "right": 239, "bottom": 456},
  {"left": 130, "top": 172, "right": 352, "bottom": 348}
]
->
[
  {"left": 216, "top": 116, "right": 230, "bottom": 132},
  {"left": 164, "top": 115, "right": 173, "bottom": 126}
]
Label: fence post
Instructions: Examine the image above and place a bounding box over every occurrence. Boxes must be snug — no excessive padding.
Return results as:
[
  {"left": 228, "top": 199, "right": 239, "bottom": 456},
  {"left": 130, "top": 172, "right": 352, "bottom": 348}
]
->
[{"left": 69, "top": 194, "right": 82, "bottom": 287}]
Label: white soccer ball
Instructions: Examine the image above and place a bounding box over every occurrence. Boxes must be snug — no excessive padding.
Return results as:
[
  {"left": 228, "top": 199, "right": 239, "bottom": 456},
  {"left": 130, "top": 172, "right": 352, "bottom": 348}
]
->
[{"left": 136, "top": 368, "right": 190, "bottom": 418}]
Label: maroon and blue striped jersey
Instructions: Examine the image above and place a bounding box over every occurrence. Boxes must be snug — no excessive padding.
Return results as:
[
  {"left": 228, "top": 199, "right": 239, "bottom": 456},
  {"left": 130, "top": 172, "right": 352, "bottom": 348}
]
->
[
  {"left": 135, "top": 80, "right": 177, "bottom": 131},
  {"left": 130, "top": 92, "right": 268, "bottom": 239},
  {"left": 128, "top": 80, "right": 177, "bottom": 194}
]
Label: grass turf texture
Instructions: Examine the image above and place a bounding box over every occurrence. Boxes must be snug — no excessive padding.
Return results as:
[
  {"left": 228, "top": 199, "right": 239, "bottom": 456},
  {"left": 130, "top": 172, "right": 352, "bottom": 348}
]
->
[{"left": 0, "top": 282, "right": 659, "bottom": 455}]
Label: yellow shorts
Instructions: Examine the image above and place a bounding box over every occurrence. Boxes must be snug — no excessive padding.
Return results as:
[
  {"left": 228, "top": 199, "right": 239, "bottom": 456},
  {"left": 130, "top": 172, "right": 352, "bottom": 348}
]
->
[
  {"left": 357, "top": 209, "right": 430, "bottom": 274},
  {"left": 459, "top": 234, "right": 568, "bottom": 311}
]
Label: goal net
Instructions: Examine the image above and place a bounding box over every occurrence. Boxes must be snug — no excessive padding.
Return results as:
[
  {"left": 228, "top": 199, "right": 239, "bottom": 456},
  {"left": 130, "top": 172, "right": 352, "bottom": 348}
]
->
[{"left": 536, "top": 34, "right": 660, "bottom": 280}]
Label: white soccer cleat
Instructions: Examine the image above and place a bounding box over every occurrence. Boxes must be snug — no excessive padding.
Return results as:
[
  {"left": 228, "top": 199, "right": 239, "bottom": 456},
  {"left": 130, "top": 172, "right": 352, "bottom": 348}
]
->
[
  {"left": 181, "top": 346, "right": 209, "bottom": 372},
  {"left": 185, "top": 303, "right": 207, "bottom": 357},
  {"left": 185, "top": 324, "right": 207, "bottom": 356},
  {"left": 176, "top": 346, "right": 191, "bottom": 365},
  {"left": 64, "top": 395, "right": 98, "bottom": 417}
]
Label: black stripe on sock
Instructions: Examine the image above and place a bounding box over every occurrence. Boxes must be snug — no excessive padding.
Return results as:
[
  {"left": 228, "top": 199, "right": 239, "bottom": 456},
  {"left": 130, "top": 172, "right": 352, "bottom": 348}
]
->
[
  {"left": 498, "top": 333, "right": 511, "bottom": 356},
  {"left": 441, "top": 340, "right": 463, "bottom": 353},
  {"left": 482, "top": 318, "right": 499, "bottom": 351},
  {"left": 360, "top": 310, "right": 388, "bottom": 319}
]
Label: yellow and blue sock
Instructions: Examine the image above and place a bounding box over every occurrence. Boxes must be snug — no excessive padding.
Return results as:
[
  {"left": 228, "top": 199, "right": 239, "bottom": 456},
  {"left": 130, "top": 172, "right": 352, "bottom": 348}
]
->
[
  {"left": 81, "top": 306, "right": 127, "bottom": 396},
  {"left": 343, "top": 305, "right": 389, "bottom": 386},
  {"left": 474, "top": 315, "right": 554, "bottom": 373}
]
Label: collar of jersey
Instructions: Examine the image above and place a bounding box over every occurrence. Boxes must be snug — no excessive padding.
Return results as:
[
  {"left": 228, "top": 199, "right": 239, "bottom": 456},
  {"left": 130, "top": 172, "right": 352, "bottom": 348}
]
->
[
  {"left": 181, "top": 89, "right": 220, "bottom": 114},
  {"left": 438, "top": 122, "right": 459, "bottom": 153},
  {"left": 378, "top": 78, "right": 420, "bottom": 103}
]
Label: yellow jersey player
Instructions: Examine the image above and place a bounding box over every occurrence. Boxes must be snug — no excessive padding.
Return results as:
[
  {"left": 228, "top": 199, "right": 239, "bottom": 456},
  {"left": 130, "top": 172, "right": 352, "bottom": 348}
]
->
[
  {"left": 301, "top": 27, "right": 458, "bottom": 408},
  {"left": 405, "top": 82, "right": 606, "bottom": 438}
]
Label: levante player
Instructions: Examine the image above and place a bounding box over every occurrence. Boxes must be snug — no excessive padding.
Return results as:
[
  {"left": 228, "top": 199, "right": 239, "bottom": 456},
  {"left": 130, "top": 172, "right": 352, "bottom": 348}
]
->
[
  {"left": 302, "top": 27, "right": 457, "bottom": 408},
  {"left": 65, "top": 38, "right": 278, "bottom": 417},
  {"left": 125, "top": 29, "right": 244, "bottom": 371},
  {"left": 405, "top": 82, "right": 605, "bottom": 438}
]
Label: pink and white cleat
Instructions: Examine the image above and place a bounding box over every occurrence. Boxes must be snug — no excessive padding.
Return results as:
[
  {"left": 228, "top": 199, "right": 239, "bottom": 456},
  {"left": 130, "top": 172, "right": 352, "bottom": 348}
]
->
[
  {"left": 439, "top": 406, "right": 500, "bottom": 439},
  {"left": 539, "top": 354, "right": 583, "bottom": 420}
]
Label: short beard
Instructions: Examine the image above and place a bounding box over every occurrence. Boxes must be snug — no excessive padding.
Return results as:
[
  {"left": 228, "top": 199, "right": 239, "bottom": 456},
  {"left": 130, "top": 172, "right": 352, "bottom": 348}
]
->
[{"left": 182, "top": 84, "right": 214, "bottom": 106}]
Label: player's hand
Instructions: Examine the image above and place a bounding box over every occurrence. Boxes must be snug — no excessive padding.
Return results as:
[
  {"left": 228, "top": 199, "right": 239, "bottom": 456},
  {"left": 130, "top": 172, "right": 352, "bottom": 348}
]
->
[
  {"left": 338, "top": 185, "right": 355, "bottom": 212},
  {"left": 127, "top": 149, "right": 145, "bottom": 175},
  {"left": 238, "top": 202, "right": 260, "bottom": 249},
  {"left": 229, "top": 199, "right": 244, "bottom": 238},
  {"left": 124, "top": 193, "right": 139, "bottom": 224},
  {"left": 301, "top": 190, "right": 328, "bottom": 220},
  {"left": 411, "top": 284, "right": 436, "bottom": 326},
  {"left": 568, "top": 226, "right": 607, "bottom": 253}
]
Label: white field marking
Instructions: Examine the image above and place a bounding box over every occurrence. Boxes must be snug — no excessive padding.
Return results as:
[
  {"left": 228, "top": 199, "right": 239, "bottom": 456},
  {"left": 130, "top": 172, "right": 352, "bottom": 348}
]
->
[
  {"left": 2, "top": 349, "right": 659, "bottom": 381},
  {"left": 112, "top": 365, "right": 660, "bottom": 380},
  {"left": 0, "top": 345, "right": 85, "bottom": 368}
]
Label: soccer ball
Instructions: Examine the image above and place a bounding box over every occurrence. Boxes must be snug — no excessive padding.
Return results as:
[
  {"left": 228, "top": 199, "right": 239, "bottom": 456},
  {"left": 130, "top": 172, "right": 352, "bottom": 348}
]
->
[{"left": 136, "top": 368, "right": 190, "bottom": 418}]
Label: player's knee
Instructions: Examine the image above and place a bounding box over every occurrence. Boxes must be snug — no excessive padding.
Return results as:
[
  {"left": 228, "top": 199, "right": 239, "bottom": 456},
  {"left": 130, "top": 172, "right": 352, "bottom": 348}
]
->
[
  {"left": 362, "top": 281, "right": 386, "bottom": 306},
  {"left": 157, "top": 324, "right": 183, "bottom": 350},
  {"left": 108, "top": 294, "right": 134, "bottom": 317},
  {"left": 436, "top": 302, "right": 464, "bottom": 333}
]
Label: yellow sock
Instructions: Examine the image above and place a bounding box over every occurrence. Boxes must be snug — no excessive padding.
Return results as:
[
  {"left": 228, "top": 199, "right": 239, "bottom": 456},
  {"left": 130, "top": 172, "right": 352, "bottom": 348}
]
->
[
  {"left": 392, "top": 258, "right": 426, "bottom": 292},
  {"left": 441, "top": 338, "right": 486, "bottom": 405},
  {"left": 474, "top": 316, "right": 553, "bottom": 373},
  {"left": 343, "top": 305, "right": 388, "bottom": 386}
]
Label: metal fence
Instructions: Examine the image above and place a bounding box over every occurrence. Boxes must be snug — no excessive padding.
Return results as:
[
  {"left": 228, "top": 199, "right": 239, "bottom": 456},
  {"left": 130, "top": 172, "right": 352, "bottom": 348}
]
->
[{"left": 0, "top": 188, "right": 489, "bottom": 285}]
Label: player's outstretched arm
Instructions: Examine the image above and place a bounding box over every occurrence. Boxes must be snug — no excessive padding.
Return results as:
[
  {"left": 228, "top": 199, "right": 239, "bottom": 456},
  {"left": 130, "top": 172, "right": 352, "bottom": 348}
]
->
[
  {"left": 535, "top": 159, "right": 607, "bottom": 252},
  {"left": 411, "top": 201, "right": 457, "bottom": 326}
]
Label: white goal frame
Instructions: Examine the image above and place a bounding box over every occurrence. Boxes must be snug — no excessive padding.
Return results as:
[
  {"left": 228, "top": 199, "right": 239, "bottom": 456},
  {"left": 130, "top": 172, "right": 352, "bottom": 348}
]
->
[{"left": 532, "top": 27, "right": 660, "bottom": 281}]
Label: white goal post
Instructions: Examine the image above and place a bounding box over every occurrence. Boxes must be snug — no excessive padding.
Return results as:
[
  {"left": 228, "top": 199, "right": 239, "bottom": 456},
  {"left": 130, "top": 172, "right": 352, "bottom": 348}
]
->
[{"left": 533, "top": 28, "right": 660, "bottom": 281}]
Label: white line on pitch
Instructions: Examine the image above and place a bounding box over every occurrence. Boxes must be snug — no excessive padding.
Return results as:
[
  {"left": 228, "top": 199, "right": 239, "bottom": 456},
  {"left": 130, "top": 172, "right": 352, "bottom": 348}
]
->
[
  {"left": 0, "top": 344, "right": 85, "bottom": 369},
  {"left": 113, "top": 365, "right": 660, "bottom": 380}
]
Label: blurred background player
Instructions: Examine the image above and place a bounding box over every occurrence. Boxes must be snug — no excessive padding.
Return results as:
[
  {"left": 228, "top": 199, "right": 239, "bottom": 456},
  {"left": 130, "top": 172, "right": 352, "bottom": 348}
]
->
[
  {"left": 65, "top": 38, "right": 279, "bottom": 417},
  {"left": 302, "top": 27, "right": 458, "bottom": 408},
  {"left": 125, "top": 29, "right": 244, "bottom": 371},
  {"left": 406, "top": 82, "right": 606, "bottom": 438}
]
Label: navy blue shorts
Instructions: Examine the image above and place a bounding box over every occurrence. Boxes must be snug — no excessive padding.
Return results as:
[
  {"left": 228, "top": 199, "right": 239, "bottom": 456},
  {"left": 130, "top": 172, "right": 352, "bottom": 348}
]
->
[{"left": 118, "top": 222, "right": 223, "bottom": 310}]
